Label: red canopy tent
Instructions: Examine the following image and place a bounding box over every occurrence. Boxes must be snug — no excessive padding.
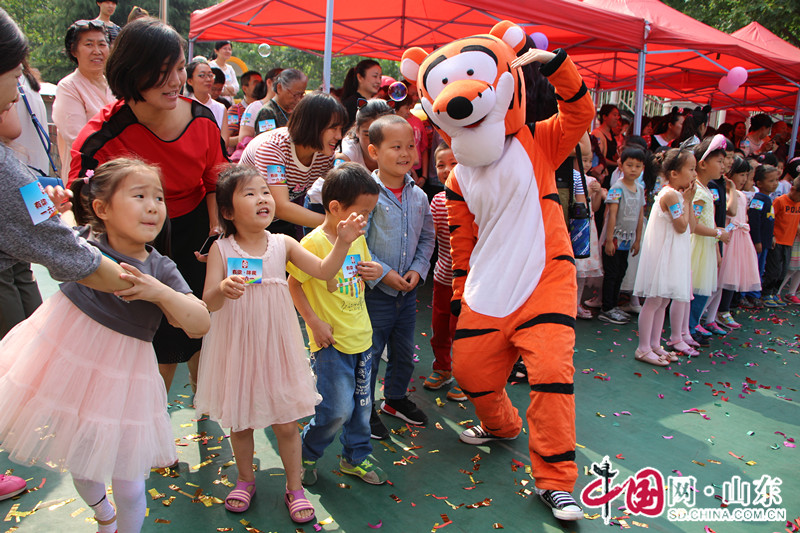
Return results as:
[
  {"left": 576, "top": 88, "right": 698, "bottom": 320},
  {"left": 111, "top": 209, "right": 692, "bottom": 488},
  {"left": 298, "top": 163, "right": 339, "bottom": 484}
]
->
[{"left": 188, "top": 0, "right": 647, "bottom": 89}]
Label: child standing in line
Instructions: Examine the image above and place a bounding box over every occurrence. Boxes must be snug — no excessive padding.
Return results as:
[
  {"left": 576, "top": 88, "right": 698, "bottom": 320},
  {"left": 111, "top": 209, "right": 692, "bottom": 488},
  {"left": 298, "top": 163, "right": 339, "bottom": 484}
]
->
[
  {"left": 423, "top": 143, "right": 467, "bottom": 400},
  {"left": 762, "top": 176, "right": 800, "bottom": 307},
  {"left": 778, "top": 159, "right": 800, "bottom": 302},
  {"left": 0, "top": 159, "right": 210, "bottom": 533},
  {"left": 194, "top": 166, "right": 366, "bottom": 523},
  {"left": 713, "top": 157, "right": 762, "bottom": 328},
  {"left": 598, "top": 147, "right": 646, "bottom": 325},
  {"left": 634, "top": 148, "right": 696, "bottom": 365},
  {"left": 743, "top": 165, "right": 780, "bottom": 307},
  {"left": 574, "top": 134, "right": 605, "bottom": 319},
  {"left": 286, "top": 163, "right": 388, "bottom": 487},
  {"left": 688, "top": 136, "right": 731, "bottom": 345},
  {"left": 364, "top": 115, "right": 435, "bottom": 440}
]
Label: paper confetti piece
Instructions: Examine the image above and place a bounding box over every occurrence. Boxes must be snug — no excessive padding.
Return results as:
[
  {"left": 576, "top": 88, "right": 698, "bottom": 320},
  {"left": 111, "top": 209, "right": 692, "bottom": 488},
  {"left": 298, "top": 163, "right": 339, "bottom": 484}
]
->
[
  {"left": 367, "top": 520, "right": 382, "bottom": 528},
  {"left": 154, "top": 518, "right": 171, "bottom": 524},
  {"left": 338, "top": 483, "right": 351, "bottom": 489},
  {"left": 493, "top": 524, "right": 504, "bottom": 529}
]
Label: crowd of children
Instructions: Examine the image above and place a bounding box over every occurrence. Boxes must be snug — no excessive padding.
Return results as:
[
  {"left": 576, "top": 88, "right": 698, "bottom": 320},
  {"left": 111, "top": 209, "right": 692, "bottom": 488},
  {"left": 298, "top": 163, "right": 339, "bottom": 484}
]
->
[{"left": 575, "top": 111, "right": 800, "bottom": 366}]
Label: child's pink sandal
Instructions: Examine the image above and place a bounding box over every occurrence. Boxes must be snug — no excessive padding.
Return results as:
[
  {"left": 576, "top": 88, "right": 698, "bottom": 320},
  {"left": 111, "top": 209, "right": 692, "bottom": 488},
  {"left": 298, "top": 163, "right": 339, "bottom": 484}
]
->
[
  {"left": 224, "top": 480, "right": 256, "bottom": 513},
  {"left": 285, "top": 487, "right": 315, "bottom": 523}
]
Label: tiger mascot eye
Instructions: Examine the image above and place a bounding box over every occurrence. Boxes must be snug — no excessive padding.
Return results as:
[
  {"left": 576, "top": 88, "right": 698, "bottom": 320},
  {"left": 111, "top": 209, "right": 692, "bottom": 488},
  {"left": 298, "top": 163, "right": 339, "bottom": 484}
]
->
[{"left": 402, "top": 21, "right": 594, "bottom": 520}]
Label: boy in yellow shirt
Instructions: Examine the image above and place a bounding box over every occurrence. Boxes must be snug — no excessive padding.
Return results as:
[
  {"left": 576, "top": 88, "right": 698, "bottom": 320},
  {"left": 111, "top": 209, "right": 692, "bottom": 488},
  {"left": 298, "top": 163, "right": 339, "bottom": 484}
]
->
[{"left": 287, "top": 163, "right": 388, "bottom": 486}]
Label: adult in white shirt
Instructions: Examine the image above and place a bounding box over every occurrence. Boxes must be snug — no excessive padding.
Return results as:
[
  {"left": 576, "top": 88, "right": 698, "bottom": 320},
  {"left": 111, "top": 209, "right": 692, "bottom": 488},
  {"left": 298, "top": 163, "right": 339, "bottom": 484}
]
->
[
  {"left": 208, "top": 41, "right": 238, "bottom": 103},
  {"left": 185, "top": 59, "right": 229, "bottom": 147}
]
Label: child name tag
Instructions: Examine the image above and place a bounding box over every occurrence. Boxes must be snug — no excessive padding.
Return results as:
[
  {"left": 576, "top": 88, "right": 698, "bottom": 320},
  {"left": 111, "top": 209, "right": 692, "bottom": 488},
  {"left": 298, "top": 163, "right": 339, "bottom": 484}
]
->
[
  {"left": 725, "top": 222, "right": 736, "bottom": 232},
  {"left": 258, "top": 119, "right": 276, "bottom": 133},
  {"left": 669, "top": 203, "right": 683, "bottom": 219},
  {"left": 693, "top": 204, "right": 704, "bottom": 217},
  {"left": 264, "top": 165, "right": 286, "bottom": 185},
  {"left": 227, "top": 258, "right": 263, "bottom": 284},
  {"left": 342, "top": 254, "right": 361, "bottom": 280},
  {"left": 227, "top": 113, "right": 239, "bottom": 126},
  {"left": 750, "top": 198, "right": 764, "bottom": 211},
  {"left": 19, "top": 181, "right": 57, "bottom": 225},
  {"left": 607, "top": 189, "right": 622, "bottom": 202},
  {"left": 711, "top": 189, "right": 720, "bottom": 201}
]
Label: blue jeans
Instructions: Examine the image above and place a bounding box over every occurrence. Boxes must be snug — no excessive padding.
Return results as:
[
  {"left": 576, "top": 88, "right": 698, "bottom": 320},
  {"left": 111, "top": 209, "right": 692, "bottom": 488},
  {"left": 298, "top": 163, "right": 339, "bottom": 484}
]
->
[
  {"left": 744, "top": 249, "right": 768, "bottom": 299},
  {"left": 689, "top": 294, "right": 709, "bottom": 333},
  {"left": 301, "top": 347, "right": 373, "bottom": 465},
  {"left": 365, "top": 287, "right": 417, "bottom": 402}
]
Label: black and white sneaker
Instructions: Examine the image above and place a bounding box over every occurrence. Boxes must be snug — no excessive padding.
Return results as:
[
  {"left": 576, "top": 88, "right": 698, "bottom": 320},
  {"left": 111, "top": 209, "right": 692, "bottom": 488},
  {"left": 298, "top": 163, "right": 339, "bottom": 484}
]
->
[
  {"left": 535, "top": 488, "right": 584, "bottom": 521},
  {"left": 370, "top": 409, "right": 390, "bottom": 440},
  {"left": 381, "top": 397, "right": 428, "bottom": 425},
  {"left": 459, "top": 425, "right": 518, "bottom": 445}
]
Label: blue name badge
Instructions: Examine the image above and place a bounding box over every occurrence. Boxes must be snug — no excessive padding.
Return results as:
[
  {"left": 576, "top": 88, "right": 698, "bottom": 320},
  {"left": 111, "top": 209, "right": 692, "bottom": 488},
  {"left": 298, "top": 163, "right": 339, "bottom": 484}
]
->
[
  {"left": 607, "top": 189, "right": 622, "bottom": 202},
  {"left": 750, "top": 199, "right": 764, "bottom": 211},
  {"left": 342, "top": 254, "right": 361, "bottom": 280},
  {"left": 725, "top": 222, "right": 736, "bottom": 233},
  {"left": 258, "top": 118, "right": 276, "bottom": 133},
  {"left": 227, "top": 112, "right": 239, "bottom": 126},
  {"left": 19, "top": 181, "right": 58, "bottom": 225},
  {"left": 711, "top": 189, "right": 720, "bottom": 201},
  {"left": 227, "top": 257, "right": 263, "bottom": 284},
  {"left": 264, "top": 164, "right": 286, "bottom": 185}
]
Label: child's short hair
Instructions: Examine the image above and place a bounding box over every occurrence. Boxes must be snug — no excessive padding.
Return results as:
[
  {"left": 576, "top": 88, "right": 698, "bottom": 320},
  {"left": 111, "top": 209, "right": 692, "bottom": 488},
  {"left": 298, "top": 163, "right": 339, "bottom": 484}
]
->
[
  {"left": 653, "top": 148, "right": 692, "bottom": 178},
  {"left": 368, "top": 115, "right": 411, "bottom": 147},
  {"left": 70, "top": 158, "right": 160, "bottom": 233},
  {"left": 348, "top": 99, "right": 394, "bottom": 139},
  {"left": 215, "top": 165, "right": 262, "bottom": 237},
  {"left": 619, "top": 146, "right": 646, "bottom": 164},
  {"left": 757, "top": 152, "right": 778, "bottom": 167},
  {"left": 792, "top": 176, "right": 800, "bottom": 190},
  {"left": 287, "top": 92, "right": 348, "bottom": 151},
  {"left": 210, "top": 67, "right": 225, "bottom": 85},
  {"left": 728, "top": 156, "right": 751, "bottom": 176},
  {"left": 754, "top": 164, "right": 778, "bottom": 184},
  {"left": 321, "top": 162, "right": 380, "bottom": 212},
  {"left": 786, "top": 157, "right": 800, "bottom": 180},
  {"left": 433, "top": 141, "right": 452, "bottom": 162}
]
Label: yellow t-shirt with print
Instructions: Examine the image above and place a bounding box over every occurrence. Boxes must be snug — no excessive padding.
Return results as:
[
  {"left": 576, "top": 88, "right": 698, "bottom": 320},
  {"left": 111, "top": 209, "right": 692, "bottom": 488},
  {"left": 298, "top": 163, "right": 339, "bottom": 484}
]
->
[{"left": 287, "top": 228, "right": 373, "bottom": 354}]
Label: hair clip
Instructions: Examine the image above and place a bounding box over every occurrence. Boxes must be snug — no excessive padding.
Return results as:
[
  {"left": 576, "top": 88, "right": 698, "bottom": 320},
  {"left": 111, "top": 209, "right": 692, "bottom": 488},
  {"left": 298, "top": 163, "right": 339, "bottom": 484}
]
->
[
  {"left": 83, "top": 169, "right": 94, "bottom": 184},
  {"left": 700, "top": 134, "right": 727, "bottom": 162}
]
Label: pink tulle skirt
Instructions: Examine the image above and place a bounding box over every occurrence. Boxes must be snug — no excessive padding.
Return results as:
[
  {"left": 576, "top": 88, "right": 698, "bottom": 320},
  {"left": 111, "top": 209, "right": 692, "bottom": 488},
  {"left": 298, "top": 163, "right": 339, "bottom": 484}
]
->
[
  {"left": 719, "top": 228, "right": 761, "bottom": 292},
  {"left": 0, "top": 292, "right": 176, "bottom": 483}
]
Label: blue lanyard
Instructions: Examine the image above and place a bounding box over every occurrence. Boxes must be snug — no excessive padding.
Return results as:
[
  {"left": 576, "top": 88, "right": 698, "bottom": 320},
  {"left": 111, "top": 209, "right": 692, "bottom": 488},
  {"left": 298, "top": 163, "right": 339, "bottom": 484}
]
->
[{"left": 17, "top": 79, "right": 59, "bottom": 175}]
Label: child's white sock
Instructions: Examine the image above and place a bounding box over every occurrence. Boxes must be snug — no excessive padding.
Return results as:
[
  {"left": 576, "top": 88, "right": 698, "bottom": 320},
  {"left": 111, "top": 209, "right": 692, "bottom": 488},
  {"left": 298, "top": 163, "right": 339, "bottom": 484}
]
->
[{"left": 73, "top": 477, "right": 116, "bottom": 533}]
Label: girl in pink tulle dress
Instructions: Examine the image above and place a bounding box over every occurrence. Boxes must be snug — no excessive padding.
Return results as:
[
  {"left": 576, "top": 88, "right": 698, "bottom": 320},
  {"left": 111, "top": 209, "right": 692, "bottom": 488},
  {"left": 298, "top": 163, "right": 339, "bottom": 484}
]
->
[
  {"left": 0, "top": 159, "right": 210, "bottom": 533},
  {"left": 194, "top": 166, "right": 365, "bottom": 523}
]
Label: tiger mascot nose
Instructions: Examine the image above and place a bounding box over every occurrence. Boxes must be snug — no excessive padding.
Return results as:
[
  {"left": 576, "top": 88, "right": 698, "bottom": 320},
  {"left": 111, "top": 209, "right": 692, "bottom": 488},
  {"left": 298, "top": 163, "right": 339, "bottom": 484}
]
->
[{"left": 431, "top": 80, "right": 491, "bottom": 123}]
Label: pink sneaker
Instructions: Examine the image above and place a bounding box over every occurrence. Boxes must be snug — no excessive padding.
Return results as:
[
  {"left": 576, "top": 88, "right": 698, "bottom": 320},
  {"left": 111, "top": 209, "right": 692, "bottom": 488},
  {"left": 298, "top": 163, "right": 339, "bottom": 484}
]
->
[
  {"left": 0, "top": 474, "right": 26, "bottom": 501},
  {"left": 784, "top": 294, "right": 800, "bottom": 305}
]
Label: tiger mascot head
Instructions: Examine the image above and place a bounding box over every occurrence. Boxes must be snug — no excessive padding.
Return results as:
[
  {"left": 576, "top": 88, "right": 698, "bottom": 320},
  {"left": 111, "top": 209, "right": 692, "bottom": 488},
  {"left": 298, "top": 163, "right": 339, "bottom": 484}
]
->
[{"left": 401, "top": 21, "right": 527, "bottom": 168}]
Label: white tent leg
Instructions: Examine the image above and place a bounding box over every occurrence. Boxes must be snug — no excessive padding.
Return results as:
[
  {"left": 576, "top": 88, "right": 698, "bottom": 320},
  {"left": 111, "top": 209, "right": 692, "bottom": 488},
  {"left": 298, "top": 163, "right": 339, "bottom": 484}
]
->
[
  {"left": 322, "top": 0, "right": 334, "bottom": 93},
  {"left": 790, "top": 91, "right": 800, "bottom": 160},
  {"left": 633, "top": 45, "right": 646, "bottom": 136}
]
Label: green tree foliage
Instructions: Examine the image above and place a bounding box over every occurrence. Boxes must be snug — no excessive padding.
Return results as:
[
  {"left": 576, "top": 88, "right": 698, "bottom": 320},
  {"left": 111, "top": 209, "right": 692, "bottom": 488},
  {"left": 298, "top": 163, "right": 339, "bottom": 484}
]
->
[{"left": 664, "top": 0, "right": 800, "bottom": 47}]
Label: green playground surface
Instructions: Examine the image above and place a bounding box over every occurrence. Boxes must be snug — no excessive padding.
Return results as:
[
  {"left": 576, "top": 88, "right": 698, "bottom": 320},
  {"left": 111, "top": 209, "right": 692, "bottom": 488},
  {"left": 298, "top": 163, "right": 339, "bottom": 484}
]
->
[{"left": 1, "top": 267, "right": 798, "bottom": 532}]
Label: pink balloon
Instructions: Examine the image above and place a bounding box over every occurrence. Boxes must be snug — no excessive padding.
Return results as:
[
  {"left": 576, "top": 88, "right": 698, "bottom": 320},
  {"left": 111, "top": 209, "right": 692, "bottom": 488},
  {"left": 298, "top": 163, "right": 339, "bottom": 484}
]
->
[
  {"left": 530, "top": 32, "right": 549, "bottom": 51},
  {"left": 718, "top": 76, "right": 738, "bottom": 95},
  {"left": 727, "top": 66, "right": 748, "bottom": 86}
]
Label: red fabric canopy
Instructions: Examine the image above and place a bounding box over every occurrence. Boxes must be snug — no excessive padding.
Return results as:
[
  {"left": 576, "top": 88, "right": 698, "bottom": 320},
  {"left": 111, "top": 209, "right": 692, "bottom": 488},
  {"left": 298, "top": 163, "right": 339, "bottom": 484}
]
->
[{"left": 188, "top": 0, "right": 647, "bottom": 60}]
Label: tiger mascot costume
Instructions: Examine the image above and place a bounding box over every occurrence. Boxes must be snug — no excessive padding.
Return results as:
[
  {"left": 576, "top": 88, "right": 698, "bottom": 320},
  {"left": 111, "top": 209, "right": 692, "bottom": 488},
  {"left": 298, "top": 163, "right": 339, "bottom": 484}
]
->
[{"left": 401, "top": 21, "right": 594, "bottom": 520}]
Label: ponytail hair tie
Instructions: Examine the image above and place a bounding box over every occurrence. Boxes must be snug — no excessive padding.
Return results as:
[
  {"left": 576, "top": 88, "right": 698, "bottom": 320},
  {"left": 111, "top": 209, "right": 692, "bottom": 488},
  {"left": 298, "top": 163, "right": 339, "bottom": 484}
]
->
[{"left": 83, "top": 169, "right": 94, "bottom": 184}]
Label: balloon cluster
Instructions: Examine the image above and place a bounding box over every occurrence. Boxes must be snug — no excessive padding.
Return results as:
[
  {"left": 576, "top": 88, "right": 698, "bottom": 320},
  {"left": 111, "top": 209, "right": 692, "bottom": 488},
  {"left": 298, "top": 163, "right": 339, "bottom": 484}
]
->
[{"left": 718, "top": 66, "right": 747, "bottom": 94}]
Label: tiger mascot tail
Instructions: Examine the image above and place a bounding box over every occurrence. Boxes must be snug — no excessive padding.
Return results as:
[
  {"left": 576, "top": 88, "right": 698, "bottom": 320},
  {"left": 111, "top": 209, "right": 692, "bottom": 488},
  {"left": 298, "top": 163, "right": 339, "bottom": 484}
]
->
[{"left": 401, "top": 21, "right": 594, "bottom": 519}]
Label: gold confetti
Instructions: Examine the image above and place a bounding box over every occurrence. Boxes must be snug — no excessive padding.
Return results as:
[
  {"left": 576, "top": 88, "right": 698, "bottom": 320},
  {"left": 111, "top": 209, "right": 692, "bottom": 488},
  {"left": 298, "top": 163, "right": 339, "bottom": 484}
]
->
[
  {"left": 691, "top": 460, "right": 705, "bottom": 466},
  {"left": 161, "top": 496, "right": 176, "bottom": 507},
  {"left": 207, "top": 446, "right": 222, "bottom": 451},
  {"left": 318, "top": 517, "right": 334, "bottom": 525},
  {"left": 436, "top": 397, "right": 445, "bottom": 407},
  {"left": 457, "top": 420, "right": 473, "bottom": 426},
  {"left": 154, "top": 518, "right": 171, "bottom": 524},
  {"left": 493, "top": 524, "right": 504, "bottom": 529},
  {"left": 390, "top": 494, "right": 402, "bottom": 503},
  {"left": 216, "top": 529, "right": 234, "bottom": 532},
  {"left": 429, "top": 450, "right": 440, "bottom": 453},
  {"left": 47, "top": 498, "right": 75, "bottom": 511},
  {"left": 745, "top": 461, "right": 757, "bottom": 466},
  {"left": 337, "top": 483, "right": 351, "bottom": 489},
  {"left": 435, "top": 423, "right": 443, "bottom": 430},
  {"left": 180, "top": 423, "right": 193, "bottom": 428},
  {"left": 458, "top": 403, "right": 467, "bottom": 410},
  {"left": 70, "top": 507, "right": 86, "bottom": 518},
  {"left": 465, "top": 498, "right": 492, "bottom": 509},
  {"left": 708, "top": 460, "right": 721, "bottom": 465},
  {"left": 631, "top": 521, "right": 649, "bottom": 528},
  {"left": 148, "top": 489, "right": 166, "bottom": 500},
  {"left": 379, "top": 441, "right": 397, "bottom": 453}
]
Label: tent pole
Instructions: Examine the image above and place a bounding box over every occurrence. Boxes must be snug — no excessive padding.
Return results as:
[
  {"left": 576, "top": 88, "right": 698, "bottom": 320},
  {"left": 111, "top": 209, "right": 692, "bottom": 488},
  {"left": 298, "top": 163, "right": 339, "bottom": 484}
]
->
[
  {"left": 322, "top": 0, "right": 334, "bottom": 93},
  {"left": 160, "top": 0, "right": 168, "bottom": 24},
  {"left": 790, "top": 91, "right": 800, "bottom": 160},
  {"left": 592, "top": 81, "right": 601, "bottom": 131},
  {"left": 633, "top": 45, "right": 647, "bottom": 136},
  {"left": 188, "top": 38, "right": 194, "bottom": 61}
]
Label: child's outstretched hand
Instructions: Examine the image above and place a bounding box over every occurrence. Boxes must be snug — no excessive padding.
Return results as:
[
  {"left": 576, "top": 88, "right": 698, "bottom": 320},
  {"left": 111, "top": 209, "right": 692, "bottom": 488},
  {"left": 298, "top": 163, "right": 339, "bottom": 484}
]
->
[
  {"left": 357, "top": 261, "right": 383, "bottom": 281},
  {"left": 220, "top": 275, "right": 246, "bottom": 300},
  {"left": 511, "top": 49, "right": 556, "bottom": 69},
  {"left": 115, "top": 262, "right": 169, "bottom": 302},
  {"left": 336, "top": 213, "right": 367, "bottom": 244}
]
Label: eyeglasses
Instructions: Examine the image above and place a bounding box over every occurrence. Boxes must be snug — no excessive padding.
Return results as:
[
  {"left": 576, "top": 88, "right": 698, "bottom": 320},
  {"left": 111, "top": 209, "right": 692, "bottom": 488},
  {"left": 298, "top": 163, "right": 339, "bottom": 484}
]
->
[
  {"left": 196, "top": 73, "right": 215, "bottom": 79},
  {"left": 287, "top": 89, "right": 306, "bottom": 99}
]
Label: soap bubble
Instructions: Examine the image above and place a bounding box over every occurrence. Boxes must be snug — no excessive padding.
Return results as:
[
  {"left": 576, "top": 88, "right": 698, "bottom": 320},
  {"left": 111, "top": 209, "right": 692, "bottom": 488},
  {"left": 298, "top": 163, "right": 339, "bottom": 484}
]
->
[
  {"left": 258, "top": 43, "right": 272, "bottom": 58},
  {"left": 530, "top": 32, "right": 548, "bottom": 51},
  {"left": 388, "top": 81, "right": 407, "bottom": 102}
]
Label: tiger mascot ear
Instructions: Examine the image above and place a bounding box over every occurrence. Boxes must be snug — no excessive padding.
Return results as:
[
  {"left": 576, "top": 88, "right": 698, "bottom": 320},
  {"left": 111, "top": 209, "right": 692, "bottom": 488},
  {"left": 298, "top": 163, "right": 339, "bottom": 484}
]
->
[
  {"left": 400, "top": 47, "right": 428, "bottom": 85},
  {"left": 489, "top": 20, "right": 526, "bottom": 54}
]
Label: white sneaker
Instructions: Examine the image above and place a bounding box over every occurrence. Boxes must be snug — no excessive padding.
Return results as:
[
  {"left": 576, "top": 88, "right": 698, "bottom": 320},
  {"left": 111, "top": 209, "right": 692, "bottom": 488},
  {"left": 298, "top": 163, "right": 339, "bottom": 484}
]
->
[
  {"left": 535, "top": 488, "right": 584, "bottom": 521},
  {"left": 459, "top": 425, "right": 518, "bottom": 445}
]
